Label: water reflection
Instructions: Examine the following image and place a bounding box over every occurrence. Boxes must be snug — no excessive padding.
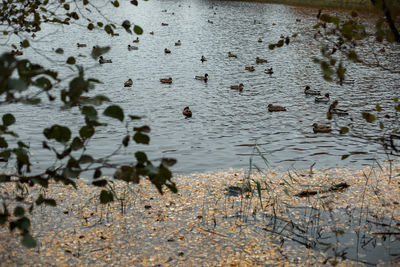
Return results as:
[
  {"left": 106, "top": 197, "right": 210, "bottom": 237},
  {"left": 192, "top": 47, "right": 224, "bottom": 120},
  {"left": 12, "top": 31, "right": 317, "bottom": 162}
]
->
[{"left": 0, "top": 0, "right": 399, "bottom": 174}]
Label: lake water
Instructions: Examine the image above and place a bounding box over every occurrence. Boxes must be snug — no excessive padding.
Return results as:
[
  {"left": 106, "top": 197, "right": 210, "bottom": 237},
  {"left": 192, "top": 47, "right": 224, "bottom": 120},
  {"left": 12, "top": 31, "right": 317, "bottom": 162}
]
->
[{"left": 1, "top": 0, "right": 399, "bottom": 175}]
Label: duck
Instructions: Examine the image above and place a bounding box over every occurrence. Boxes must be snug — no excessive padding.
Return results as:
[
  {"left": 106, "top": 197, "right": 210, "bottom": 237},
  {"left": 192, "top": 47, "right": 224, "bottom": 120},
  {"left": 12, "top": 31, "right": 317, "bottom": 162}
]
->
[
  {"left": 315, "top": 93, "right": 330, "bottom": 103},
  {"left": 124, "top": 79, "right": 133, "bottom": 87},
  {"left": 230, "top": 83, "right": 244, "bottom": 91},
  {"left": 161, "top": 23, "right": 169, "bottom": 26},
  {"left": 31, "top": 33, "right": 36, "bottom": 38},
  {"left": 285, "top": 36, "right": 290, "bottom": 45},
  {"left": 256, "top": 57, "right": 268, "bottom": 64},
  {"left": 313, "top": 123, "right": 331, "bottom": 133},
  {"left": 304, "top": 85, "right": 321, "bottom": 96},
  {"left": 195, "top": 73, "right": 208, "bottom": 82},
  {"left": 11, "top": 50, "right": 23, "bottom": 56},
  {"left": 268, "top": 104, "right": 287, "bottom": 112},
  {"left": 99, "top": 56, "right": 112, "bottom": 64},
  {"left": 160, "top": 77, "right": 173, "bottom": 84},
  {"left": 77, "top": 43, "right": 87, "bottom": 48},
  {"left": 175, "top": 40, "right": 181, "bottom": 46},
  {"left": 228, "top": 52, "right": 237, "bottom": 58},
  {"left": 245, "top": 66, "right": 255, "bottom": 72},
  {"left": 150, "top": 31, "right": 154, "bottom": 35},
  {"left": 164, "top": 48, "right": 171, "bottom": 54},
  {"left": 329, "top": 100, "right": 349, "bottom": 116},
  {"left": 111, "top": 32, "right": 119, "bottom": 36},
  {"left": 207, "top": 20, "right": 213, "bottom": 24},
  {"left": 265, "top": 68, "right": 273, "bottom": 75},
  {"left": 128, "top": 45, "right": 138, "bottom": 51},
  {"left": 132, "top": 37, "right": 139, "bottom": 43},
  {"left": 201, "top": 55, "right": 207, "bottom": 62},
  {"left": 258, "top": 38, "right": 263, "bottom": 43},
  {"left": 182, "top": 106, "right": 192, "bottom": 118}
]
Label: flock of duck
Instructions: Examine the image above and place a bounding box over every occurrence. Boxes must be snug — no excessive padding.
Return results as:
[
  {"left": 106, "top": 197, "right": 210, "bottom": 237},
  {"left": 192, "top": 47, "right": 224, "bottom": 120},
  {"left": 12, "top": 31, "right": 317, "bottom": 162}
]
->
[{"left": 73, "top": 5, "right": 348, "bottom": 135}]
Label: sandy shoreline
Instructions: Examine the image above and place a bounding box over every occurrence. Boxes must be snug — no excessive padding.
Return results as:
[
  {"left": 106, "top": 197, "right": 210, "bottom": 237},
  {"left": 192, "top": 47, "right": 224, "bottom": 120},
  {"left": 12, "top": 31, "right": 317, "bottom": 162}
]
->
[{"left": 1, "top": 163, "right": 399, "bottom": 266}]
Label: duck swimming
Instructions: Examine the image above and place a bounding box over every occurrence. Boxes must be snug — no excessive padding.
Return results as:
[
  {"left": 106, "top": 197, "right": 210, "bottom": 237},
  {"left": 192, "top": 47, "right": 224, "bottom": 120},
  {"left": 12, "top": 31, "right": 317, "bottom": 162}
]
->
[
  {"left": 315, "top": 93, "right": 330, "bottom": 103},
  {"left": 164, "top": 48, "right": 171, "bottom": 54},
  {"left": 304, "top": 85, "right": 321, "bottom": 96},
  {"left": 195, "top": 73, "right": 208, "bottom": 82},
  {"left": 133, "top": 37, "right": 139, "bottom": 43},
  {"left": 201, "top": 55, "right": 207, "bottom": 62},
  {"left": 230, "top": 83, "right": 244, "bottom": 91},
  {"left": 128, "top": 45, "right": 138, "bottom": 51},
  {"left": 313, "top": 123, "right": 331, "bottom": 133},
  {"left": 256, "top": 57, "right": 268, "bottom": 64},
  {"left": 182, "top": 106, "right": 192, "bottom": 118},
  {"left": 99, "top": 56, "right": 112, "bottom": 64},
  {"left": 175, "top": 40, "right": 181, "bottom": 46},
  {"left": 268, "top": 104, "right": 287, "bottom": 112},
  {"left": 265, "top": 68, "right": 273, "bottom": 75},
  {"left": 228, "top": 52, "right": 237, "bottom": 58},
  {"left": 77, "top": 43, "right": 87, "bottom": 48},
  {"left": 258, "top": 38, "right": 263, "bottom": 43},
  {"left": 245, "top": 66, "right": 255, "bottom": 72},
  {"left": 329, "top": 100, "right": 349, "bottom": 116},
  {"left": 124, "top": 79, "right": 133, "bottom": 87},
  {"left": 160, "top": 77, "right": 173, "bottom": 84}
]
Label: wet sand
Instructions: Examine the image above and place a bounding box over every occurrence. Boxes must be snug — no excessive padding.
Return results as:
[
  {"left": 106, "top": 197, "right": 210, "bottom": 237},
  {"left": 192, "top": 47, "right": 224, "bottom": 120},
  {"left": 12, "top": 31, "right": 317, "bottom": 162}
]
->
[{"left": 1, "top": 163, "right": 399, "bottom": 266}]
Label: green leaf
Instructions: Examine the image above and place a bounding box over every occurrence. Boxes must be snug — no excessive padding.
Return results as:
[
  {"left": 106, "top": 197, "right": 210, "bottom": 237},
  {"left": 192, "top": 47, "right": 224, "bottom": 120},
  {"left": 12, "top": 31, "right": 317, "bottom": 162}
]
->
[
  {"left": 133, "top": 132, "right": 150, "bottom": 144},
  {"left": 66, "top": 57, "right": 76, "bottom": 65},
  {"left": 81, "top": 106, "right": 98, "bottom": 121},
  {"left": 20, "top": 40, "right": 30, "bottom": 48},
  {"left": 55, "top": 48, "right": 64, "bottom": 54},
  {"left": 71, "top": 137, "right": 84, "bottom": 150},
  {"left": 104, "top": 25, "right": 113, "bottom": 34},
  {"left": 394, "top": 97, "right": 398, "bottom": 103},
  {"left": 14, "top": 206, "right": 25, "bottom": 217},
  {"left": 122, "top": 135, "right": 130, "bottom": 147},
  {"left": 104, "top": 105, "right": 124, "bottom": 122},
  {"left": 79, "top": 154, "right": 94, "bottom": 164},
  {"left": 133, "top": 25, "right": 143, "bottom": 35},
  {"left": 339, "top": 127, "right": 349, "bottom": 134},
  {"left": 3, "top": 113, "right": 15, "bottom": 126},
  {"left": 43, "top": 125, "right": 71, "bottom": 143},
  {"left": 376, "top": 104, "right": 382, "bottom": 112},
  {"left": 347, "top": 50, "right": 358, "bottom": 62},
  {"left": 79, "top": 126, "right": 94, "bottom": 139},
  {"left": 361, "top": 112, "right": 376, "bottom": 123},
  {"left": 94, "top": 168, "right": 102, "bottom": 179},
  {"left": 135, "top": 151, "right": 148, "bottom": 163},
  {"left": 100, "top": 190, "right": 114, "bottom": 204},
  {"left": 379, "top": 122, "right": 384, "bottom": 129},
  {"left": 22, "top": 234, "right": 37, "bottom": 248},
  {"left": 0, "top": 138, "right": 8, "bottom": 148},
  {"left": 97, "top": 22, "right": 104, "bottom": 27},
  {"left": 16, "top": 217, "right": 30, "bottom": 230},
  {"left": 34, "top": 77, "right": 52, "bottom": 91}
]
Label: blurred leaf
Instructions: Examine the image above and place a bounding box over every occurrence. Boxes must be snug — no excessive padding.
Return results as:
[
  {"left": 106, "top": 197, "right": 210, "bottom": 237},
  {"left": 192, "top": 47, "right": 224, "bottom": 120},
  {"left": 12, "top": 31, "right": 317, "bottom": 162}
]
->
[
  {"left": 55, "top": 48, "right": 64, "bottom": 54},
  {"left": 94, "top": 168, "right": 102, "bottom": 179},
  {"left": 92, "top": 180, "right": 108, "bottom": 187},
  {"left": 20, "top": 40, "right": 30, "bottom": 48},
  {"left": 79, "top": 126, "right": 94, "bottom": 139},
  {"left": 339, "top": 127, "right": 349, "bottom": 134},
  {"left": 133, "top": 132, "right": 150, "bottom": 144},
  {"left": 133, "top": 25, "right": 143, "bottom": 35},
  {"left": 21, "top": 234, "right": 37, "bottom": 248},
  {"left": 122, "top": 135, "right": 130, "bottom": 147},
  {"left": 100, "top": 190, "right": 114, "bottom": 204},
  {"left": 0, "top": 137, "right": 8, "bottom": 148},
  {"left": 34, "top": 77, "right": 52, "bottom": 91},
  {"left": 104, "top": 105, "right": 124, "bottom": 122},
  {"left": 87, "top": 23, "right": 94, "bottom": 30},
  {"left": 114, "top": 165, "right": 139, "bottom": 183},
  {"left": 135, "top": 151, "right": 148, "bottom": 163},
  {"left": 3, "top": 113, "right": 16, "bottom": 126},
  {"left": 161, "top": 158, "right": 177, "bottom": 167},
  {"left": 376, "top": 104, "right": 382, "bottom": 112},
  {"left": 91, "top": 46, "right": 110, "bottom": 59},
  {"left": 79, "top": 154, "right": 94, "bottom": 164},
  {"left": 112, "top": 1, "right": 119, "bottom": 7},
  {"left": 362, "top": 112, "right": 376, "bottom": 123},
  {"left": 66, "top": 57, "right": 76, "bottom": 65},
  {"left": 347, "top": 50, "right": 358, "bottom": 62},
  {"left": 81, "top": 106, "right": 98, "bottom": 121},
  {"left": 122, "top": 20, "right": 132, "bottom": 34},
  {"left": 14, "top": 206, "right": 25, "bottom": 217},
  {"left": 379, "top": 122, "right": 384, "bottom": 129},
  {"left": 43, "top": 125, "right": 71, "bottom": 143},
  {"left": 341, "top": 154, "right": 349, "bottom": 160},
  {"left": 71, "top": 137, "right": 84, "bottom": 151}
]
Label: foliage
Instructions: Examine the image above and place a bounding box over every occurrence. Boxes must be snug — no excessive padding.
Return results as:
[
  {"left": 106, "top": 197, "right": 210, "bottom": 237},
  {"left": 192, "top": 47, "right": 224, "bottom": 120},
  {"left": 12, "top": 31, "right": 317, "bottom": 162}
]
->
[{"left": 0, "top": 0, "right": 176, "bottom": 248}]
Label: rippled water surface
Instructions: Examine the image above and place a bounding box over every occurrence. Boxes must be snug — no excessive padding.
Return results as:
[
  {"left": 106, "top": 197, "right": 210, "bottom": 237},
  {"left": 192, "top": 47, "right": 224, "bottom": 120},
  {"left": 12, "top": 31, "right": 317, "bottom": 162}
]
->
[{"left": 1, "top": 0, "right": 399, "bottom": 174}]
